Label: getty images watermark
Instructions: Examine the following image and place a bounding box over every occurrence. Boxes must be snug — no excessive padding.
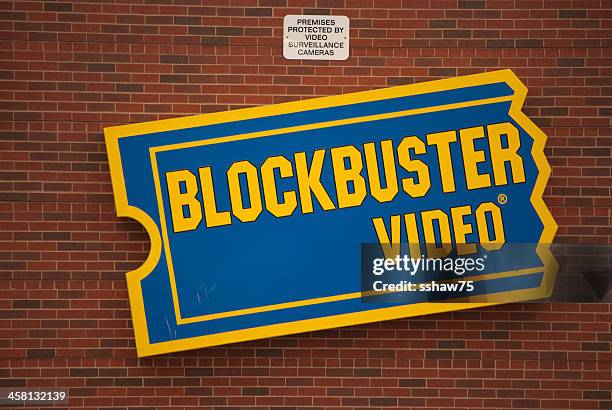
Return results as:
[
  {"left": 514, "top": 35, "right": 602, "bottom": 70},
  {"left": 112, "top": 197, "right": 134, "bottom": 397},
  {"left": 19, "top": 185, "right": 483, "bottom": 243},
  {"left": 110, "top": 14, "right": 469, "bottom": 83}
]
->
[
  {"left": 361, "top": 244, "right": 612, "bottom": 303},
  {"left": 359, "top": 243, "right": 499, "bottom": 303},
  {"left": 369, "top": 253, "right": 485, "bottom": 294}
]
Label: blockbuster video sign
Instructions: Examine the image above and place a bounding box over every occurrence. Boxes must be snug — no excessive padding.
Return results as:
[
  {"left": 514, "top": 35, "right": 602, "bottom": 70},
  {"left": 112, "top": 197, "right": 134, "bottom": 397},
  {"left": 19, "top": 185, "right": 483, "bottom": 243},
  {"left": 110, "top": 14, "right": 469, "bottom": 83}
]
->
[{"left": 105, "top": 70, "right": 557, "bottom": 356}]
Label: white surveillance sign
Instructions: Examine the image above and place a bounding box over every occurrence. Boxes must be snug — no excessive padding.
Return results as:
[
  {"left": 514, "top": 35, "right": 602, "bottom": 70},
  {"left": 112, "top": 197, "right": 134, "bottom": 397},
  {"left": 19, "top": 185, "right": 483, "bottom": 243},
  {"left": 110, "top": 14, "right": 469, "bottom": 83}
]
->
[{"left": 283, "top": 15, "right": 349, "bottom": 61}]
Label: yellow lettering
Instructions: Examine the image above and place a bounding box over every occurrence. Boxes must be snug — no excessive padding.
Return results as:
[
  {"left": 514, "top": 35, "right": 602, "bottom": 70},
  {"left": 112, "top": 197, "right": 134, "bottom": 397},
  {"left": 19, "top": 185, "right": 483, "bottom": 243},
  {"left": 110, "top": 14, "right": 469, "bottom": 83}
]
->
[
  {"left": 364, "top": 140, "right": 398, "bottom": 203},
  {"left": 295, "top": 150, "right": 336, "bottom": 214},
  {"left": 404, "top": 213, "right": 422, "bottom": 259},
  {"left": 421, "top": 209, "right": 452, "bottom": 258},
  {"left": 227, "top": 161, "right": 262, "bottom": 223},
  {"left": 261, "top": 156, "right": 297, "bottom": 218},
  {"left": 487, "top": 122, "right": 526, "bottom": 186},
  {"left": 330, "top": 145, "right": 367, "bottom": 209},
  {"left": 460, "top": 126, "right": 491, "bottom": 190},
  {"left": 372, "top": 215, "right": 401, "bottom": 259},
  {"left": 427, "top": 130, "right": 458, "bottom": 193},
  {"left": 397, "top": 136, "right": 431, "bottom": 197},
  {"left": 166, "top": 170, "right": 202, "bottom": 233},
  {"left": 199, "top": 167, "right": 231, "bottom": 228},
  {"left": 450, "top": 205, "right": 477, "bottom": 255},
  {"left": 476, "top": 202, "right": 505, "bottom": 251}
]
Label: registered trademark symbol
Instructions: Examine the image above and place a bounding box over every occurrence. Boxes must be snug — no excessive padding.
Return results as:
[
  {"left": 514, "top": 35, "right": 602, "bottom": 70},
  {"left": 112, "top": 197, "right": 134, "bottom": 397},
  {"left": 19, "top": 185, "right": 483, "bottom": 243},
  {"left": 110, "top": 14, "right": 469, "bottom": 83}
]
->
[{"left": 497, "top": 193, "right": 508, "bottom": 205}]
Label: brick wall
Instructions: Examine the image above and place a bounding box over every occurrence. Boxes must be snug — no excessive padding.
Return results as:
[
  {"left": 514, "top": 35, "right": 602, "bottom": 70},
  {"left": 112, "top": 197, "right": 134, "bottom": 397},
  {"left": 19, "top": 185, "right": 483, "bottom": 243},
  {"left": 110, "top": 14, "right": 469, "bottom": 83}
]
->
[{"left": 1, "top": 1, "right": 611, "bottom": 409}]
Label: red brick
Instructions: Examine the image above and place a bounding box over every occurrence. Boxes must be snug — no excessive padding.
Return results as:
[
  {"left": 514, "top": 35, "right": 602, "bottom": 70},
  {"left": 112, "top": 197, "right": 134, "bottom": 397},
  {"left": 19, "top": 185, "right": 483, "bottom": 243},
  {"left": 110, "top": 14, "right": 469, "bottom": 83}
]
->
[{"left": 1, "top": 1, "right": 611, "bottom": 408}]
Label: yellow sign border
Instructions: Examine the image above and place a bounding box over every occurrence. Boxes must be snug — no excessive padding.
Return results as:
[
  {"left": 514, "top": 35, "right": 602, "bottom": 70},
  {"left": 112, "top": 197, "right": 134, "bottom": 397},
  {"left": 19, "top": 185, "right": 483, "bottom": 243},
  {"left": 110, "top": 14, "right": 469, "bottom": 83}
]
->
[{"left": 104, "top": 70, "right": 558, "bottom": 357}]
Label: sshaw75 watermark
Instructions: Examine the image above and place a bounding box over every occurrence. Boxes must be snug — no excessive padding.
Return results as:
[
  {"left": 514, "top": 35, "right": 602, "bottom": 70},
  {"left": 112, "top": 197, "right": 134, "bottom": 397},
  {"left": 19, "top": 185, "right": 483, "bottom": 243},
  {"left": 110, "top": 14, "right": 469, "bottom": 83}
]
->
[{"left": 104, "top": 70, "right": 557, "bottom": 356}]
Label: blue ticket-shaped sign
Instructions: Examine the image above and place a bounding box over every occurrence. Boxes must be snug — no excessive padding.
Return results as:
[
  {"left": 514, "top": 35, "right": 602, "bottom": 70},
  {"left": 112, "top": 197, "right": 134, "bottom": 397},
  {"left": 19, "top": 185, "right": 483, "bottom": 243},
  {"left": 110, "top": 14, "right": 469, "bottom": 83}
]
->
[{"left": 105, "top": 70, "right": 557, "bottom": 356}]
